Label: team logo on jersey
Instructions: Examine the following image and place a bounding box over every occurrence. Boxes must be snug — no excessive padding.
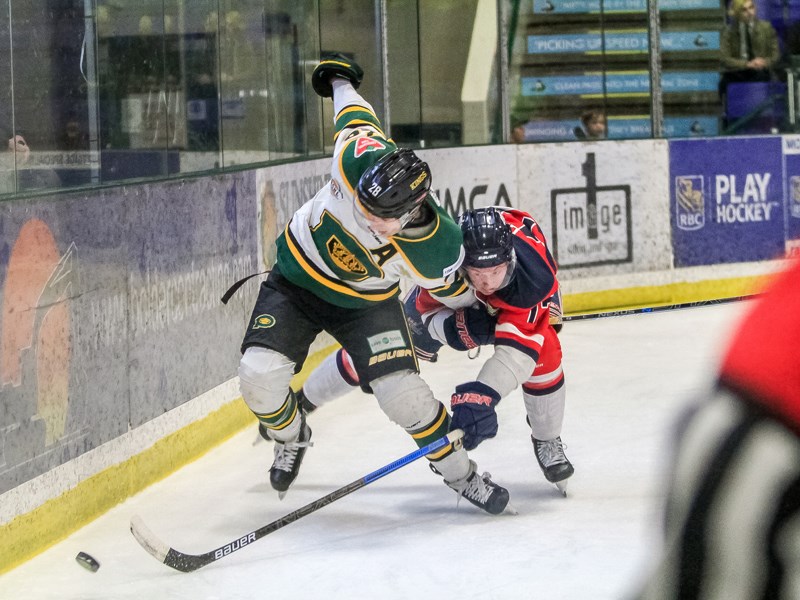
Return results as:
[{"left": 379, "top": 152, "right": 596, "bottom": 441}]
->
[
  {"left": 327, "top": 236, "right": 368, "bottom": 276},
  {"left": 675, "top": 175, "right": 705, "bottom": 231},
  {"left": 330, "top": 178, "right": 344, "bottom": 200},
  {"left": 791, "top": 176, "right": 800, "bottom": 219},
  {"left": 353, "top": 137, "right": 386, "bottom": 158},
  {"left": 252, "top": 314, "right": 276, "bottom": 329}
]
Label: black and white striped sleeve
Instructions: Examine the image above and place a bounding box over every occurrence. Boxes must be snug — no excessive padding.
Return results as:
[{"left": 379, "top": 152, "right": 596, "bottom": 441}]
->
[{"left": 634, "top": 387, "right": 800, "bottom": 600}]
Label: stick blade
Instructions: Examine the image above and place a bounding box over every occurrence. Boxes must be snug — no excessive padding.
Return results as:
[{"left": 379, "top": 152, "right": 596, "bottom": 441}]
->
[
  {"left": 130, "top": 514, "right": 170, "bottom": 563},
  {"left": 131, "top": 515, "right": 215, "bottom": 572}
]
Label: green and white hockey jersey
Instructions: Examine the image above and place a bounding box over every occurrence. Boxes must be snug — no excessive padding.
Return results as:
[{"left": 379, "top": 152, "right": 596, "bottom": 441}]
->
[{"left": 275, "top": 85, "right": 467, "bottom": 309}]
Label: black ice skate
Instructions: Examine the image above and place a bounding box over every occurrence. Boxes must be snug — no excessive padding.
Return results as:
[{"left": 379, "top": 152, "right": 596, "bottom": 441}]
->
[
  {"left": 295, "top": 387, "right": 318, "bottom": 414},
  {"left": 532, "top": 436, "right": 574, "bottom": 496},
  {"left": 445, "top": 460, "right": 510, "bottom": 515},
  {"left": 266, "top": 415, "right": 313, "bottom": 499}
]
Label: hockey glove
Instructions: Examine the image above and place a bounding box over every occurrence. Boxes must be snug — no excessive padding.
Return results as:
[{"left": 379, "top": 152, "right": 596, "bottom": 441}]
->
[
  {"left": 403, "top": 290, "right": 443, "bottom": 362},
  {"left": 443, "top": 306, "right": 496, "bottom": 351},
  {"left": 450, "top": 381, "right": 501, "bottom": 450},
  {"left": 311, "top": 52, "right": 364, "bottom": 98}
]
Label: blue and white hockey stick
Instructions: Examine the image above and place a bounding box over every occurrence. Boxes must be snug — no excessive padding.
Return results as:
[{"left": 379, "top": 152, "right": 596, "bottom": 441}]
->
[{"left": 130, "top": 429, "right": 465, "bottom": 572}]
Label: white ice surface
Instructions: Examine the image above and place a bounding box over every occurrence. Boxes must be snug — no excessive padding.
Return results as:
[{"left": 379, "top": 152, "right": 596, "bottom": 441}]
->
[{"left": 0, "top": 302, "right": 748, "bottom": 600}]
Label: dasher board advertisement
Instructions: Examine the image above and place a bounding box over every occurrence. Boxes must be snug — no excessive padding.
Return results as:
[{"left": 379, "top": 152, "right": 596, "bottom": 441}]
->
[
  {"left": 670, "top": 137, "right": 784, "bottom": 267},
  {"left": 517, "top": 140, "right": 671, "bottom": 277}
]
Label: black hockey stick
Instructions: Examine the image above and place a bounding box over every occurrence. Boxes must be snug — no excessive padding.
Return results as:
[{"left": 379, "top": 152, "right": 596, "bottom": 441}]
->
[
  {"left": 563, "top": 293, "right": 758, "bottom": 322},
  {"left": 130, "top": 429, "right": 465, "bottom": 572}
]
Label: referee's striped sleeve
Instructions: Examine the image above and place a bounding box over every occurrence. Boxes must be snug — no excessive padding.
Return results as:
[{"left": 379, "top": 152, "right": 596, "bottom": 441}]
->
[{"left": 634, "top": 388, "right": 800, "bottom": 600}]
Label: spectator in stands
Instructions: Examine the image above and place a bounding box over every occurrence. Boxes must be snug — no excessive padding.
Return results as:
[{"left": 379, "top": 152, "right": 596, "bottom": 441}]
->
[
  {"left": 510, "top": 115, "right": 527, "bottom": 143},
  {"left": 720, "top": 0, "right": 780, "bottom": 89},
  {"left": 6, "top": 133, "right": 30, "bottom": 165},
  {"left": 574, "top": 110, "right": 606, "bottom": 140}
]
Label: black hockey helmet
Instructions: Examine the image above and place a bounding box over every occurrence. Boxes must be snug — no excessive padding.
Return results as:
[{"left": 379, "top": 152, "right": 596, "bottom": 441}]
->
[
  {"left": 459, "top": 207, "right": 513, "bottom": 268},
  {"left": 356, "top": 149, "right": 431, "bottom": 219}
]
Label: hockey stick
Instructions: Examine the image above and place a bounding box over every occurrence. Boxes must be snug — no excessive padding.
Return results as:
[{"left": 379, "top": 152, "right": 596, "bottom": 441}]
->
[
  {"left": 562, "top": 294, "right": 758, "bottom": 322},
  {"left": 130, "top": 429, "right": 465, "bottom": 572}
]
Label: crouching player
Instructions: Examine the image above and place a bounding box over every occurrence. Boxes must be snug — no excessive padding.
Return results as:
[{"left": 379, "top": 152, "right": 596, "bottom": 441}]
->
[{"left": 422, "top": 206, "right": 574, "bottom": 494}]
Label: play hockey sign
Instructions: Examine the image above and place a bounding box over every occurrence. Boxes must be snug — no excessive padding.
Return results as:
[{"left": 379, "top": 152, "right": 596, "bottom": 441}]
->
[
  {"left": 670, "top": 137, "right": 784, "bottom": 266},
  {"left": 714, "top": 173, "right": 778, "bottom": 224}
]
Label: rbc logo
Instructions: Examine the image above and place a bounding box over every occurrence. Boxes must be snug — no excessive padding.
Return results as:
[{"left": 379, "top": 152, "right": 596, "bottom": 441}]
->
[{"left": 675, "top": 175, "right": 705, "bottom": 231}]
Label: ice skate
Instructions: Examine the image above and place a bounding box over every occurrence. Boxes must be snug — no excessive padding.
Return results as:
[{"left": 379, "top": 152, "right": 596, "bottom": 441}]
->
[
  {"left": 532, "top": 436, "right": 574, "bottom": 496},
  {"left": 265, "top": 414, "right": 313, "bottom": 499},
  {"left": 295, "top": 387, "right": 318, "bottom": 414},
  {"left": 444, "top": 460, "right": 510, "bottom": 515}
]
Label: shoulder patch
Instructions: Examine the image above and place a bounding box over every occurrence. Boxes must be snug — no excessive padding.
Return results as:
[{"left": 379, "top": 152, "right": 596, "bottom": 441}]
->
[{"left": 354, "top": 137, "right": 387, "bottom": 158}]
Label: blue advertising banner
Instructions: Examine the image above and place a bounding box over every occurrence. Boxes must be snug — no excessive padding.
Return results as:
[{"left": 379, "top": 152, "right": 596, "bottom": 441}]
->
[
  {"left": 661, "top": 32, "right": 719, "bottom": 52},
  {"left": 670, "top": 137, "right": 785, "bottom": 266},
  {"left": 523, "top": 116, "right": 717, "bottom": 141},
  {"left": 522, "top": 71, "right": 718, "bottom": 96},
  {"left": 608, "top": 116, "right": 718, "bottom": 138},
  {"left": 532, "top": 0, "right": 720, "bottom": 14},
  {"left": 525, "top": 120, "right": 582, "bottom": 141},
  {"left": 663, "top": 116, "right": 719, "bottom": 138},
  {"left": 527, "top": 31, "right": 719, "bottom": 55},
  {"left": 782, "top": 136, "right": 800, "bottom": 257}
]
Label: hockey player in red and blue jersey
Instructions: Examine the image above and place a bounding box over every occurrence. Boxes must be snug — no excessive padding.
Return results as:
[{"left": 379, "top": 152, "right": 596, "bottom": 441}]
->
[{"left": 413, "top": 206, "right": 574, "bottom": 494}]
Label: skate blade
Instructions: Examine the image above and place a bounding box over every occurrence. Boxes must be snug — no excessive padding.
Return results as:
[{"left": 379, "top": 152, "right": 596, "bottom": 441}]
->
[
  {"left": 503, "top": 502, "right": 519, "bottom": 516},
  {"left": 278, "top": 490, "right": 288, "bottom": 501},
  {"left": 555, "top": 481, "right": 568, "bottom": 497}
]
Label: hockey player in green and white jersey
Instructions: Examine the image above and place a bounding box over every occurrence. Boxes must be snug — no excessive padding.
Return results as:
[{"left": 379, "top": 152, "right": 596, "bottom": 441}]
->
[{"left": 238, "top": 53, "right": 509, "bottom": 515}]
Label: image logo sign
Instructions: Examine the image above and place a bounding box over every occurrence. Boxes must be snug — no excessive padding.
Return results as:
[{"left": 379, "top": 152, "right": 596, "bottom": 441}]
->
[{"left": 550, "top": 153, "right": 632, "bottom": 268}]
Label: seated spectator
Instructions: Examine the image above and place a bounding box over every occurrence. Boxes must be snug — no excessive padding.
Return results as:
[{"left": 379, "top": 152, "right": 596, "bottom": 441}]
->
[
  {"left": 7, "top": 134, "right": 30, "bottom": 165},
  {"left": 574, "top": 110, "right": 606, "bottom": 140},
  {"left": 1, "top": 129, "right": 61, "bottom": 191},
  {"left": 510, "top": 115, "right": 528, "bottom": 144},
  {"left": 720, "top": 0, "right": 779, "bottom": 91}
]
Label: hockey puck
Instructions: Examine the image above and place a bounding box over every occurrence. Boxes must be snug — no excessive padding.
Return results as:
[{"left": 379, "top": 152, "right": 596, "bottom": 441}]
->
[{"left": 75, "top": 551, "right": 100, "bottom": 572}]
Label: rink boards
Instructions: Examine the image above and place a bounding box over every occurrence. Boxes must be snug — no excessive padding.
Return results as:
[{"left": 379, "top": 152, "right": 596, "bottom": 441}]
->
[{"left": 0, "top": 135, "right": 796, "bottom": 573}]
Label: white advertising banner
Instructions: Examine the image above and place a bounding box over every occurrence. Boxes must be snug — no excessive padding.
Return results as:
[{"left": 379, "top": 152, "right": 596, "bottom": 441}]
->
[
  {"left": 517, "top": 140, "right": 672, "bottom": 280},
  {"left": 418, "top": 145, "right": 519, "bottom": 214}
]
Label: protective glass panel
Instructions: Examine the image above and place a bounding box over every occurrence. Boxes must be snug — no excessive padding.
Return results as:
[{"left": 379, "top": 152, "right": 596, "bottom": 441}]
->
[
  {"left": 719, "top": 0, "right": 792, "bottom": 136},
  {"left": 318, "top": 0, "right": 383, "bottom": 152},
  {"left": 660, "top": 2, "right": 725, "bottom": 139},
  {"left": 510, "top": 0, "right": 651, "bottom": 143},
  {"left": 387, "top": 0, "right": 494, "bottom": 148},
  {"left": 96, "top": 0, "right": 184, "bottom": 181},
  {"left": 4, "top": 1, "right": 93, "bottom": 191}
]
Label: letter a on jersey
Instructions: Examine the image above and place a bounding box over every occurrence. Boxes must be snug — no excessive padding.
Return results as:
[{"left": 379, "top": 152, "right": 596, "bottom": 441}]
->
[{"left": 354, "top": 137, "right": 386, "bottom": 158}]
